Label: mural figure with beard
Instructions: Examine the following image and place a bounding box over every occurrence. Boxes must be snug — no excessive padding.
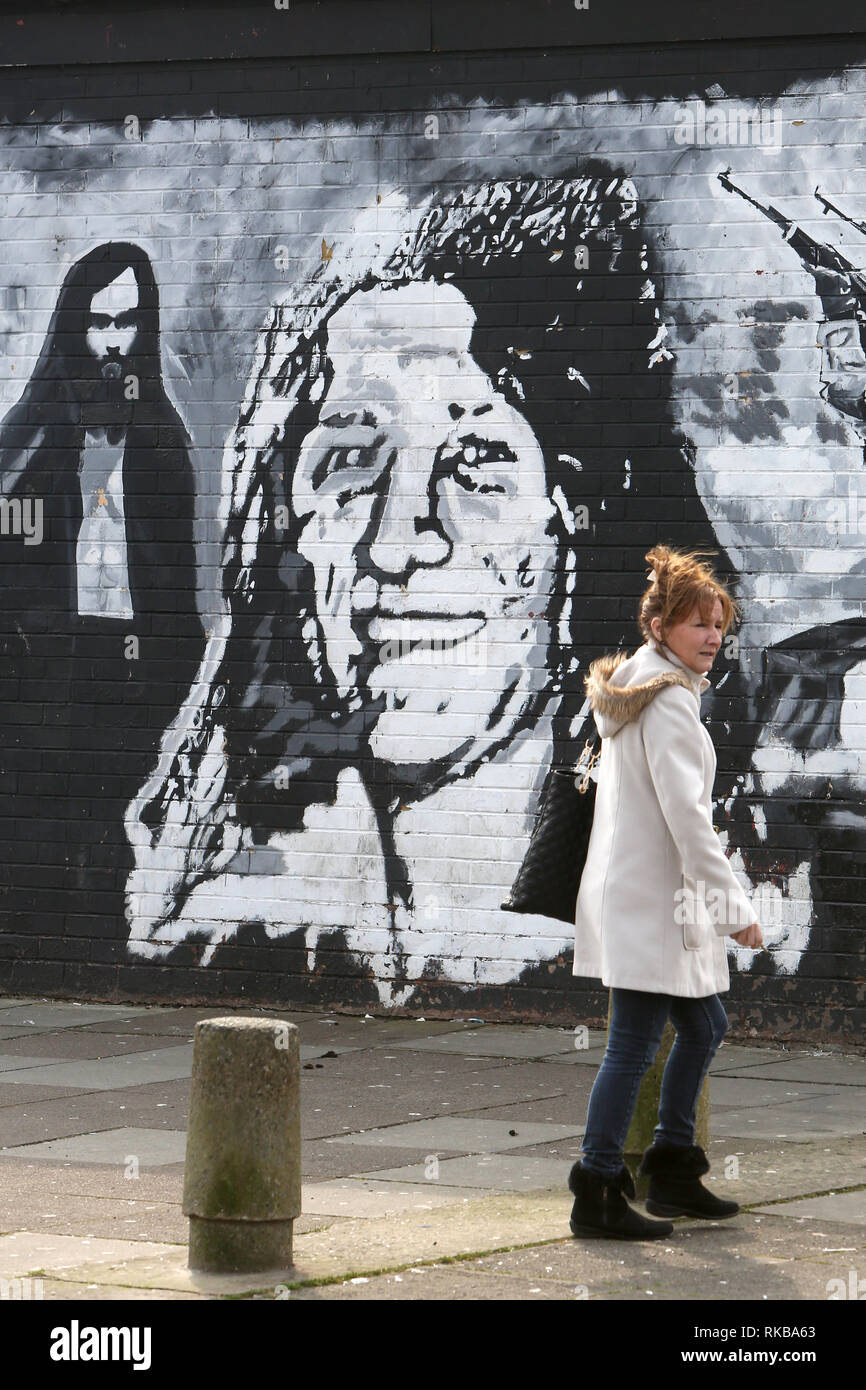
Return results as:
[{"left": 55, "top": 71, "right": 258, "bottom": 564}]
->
[
  {"left": 124, "top": 169, "right": 739, "bottom": 1009},
  {"left": 0, "top": 242, "right": 203, "bottom": 948}
]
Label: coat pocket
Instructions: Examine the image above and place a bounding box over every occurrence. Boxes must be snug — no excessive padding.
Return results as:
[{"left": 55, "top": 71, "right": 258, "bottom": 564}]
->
[{"left": 678, "top": 873, "right": 707, "bottom": 951}]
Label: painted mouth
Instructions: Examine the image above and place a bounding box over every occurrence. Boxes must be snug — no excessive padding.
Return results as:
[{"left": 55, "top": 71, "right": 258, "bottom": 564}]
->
[{"left": 364, "top": 612, "right": 486, "bottom": 653}]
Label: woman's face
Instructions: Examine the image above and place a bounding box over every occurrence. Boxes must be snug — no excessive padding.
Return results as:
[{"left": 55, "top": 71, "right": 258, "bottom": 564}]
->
[
  {"left": 291, "top": 279, "right": 559, "bottom": 767},
  {"left": 653, "top": 598, "right": 724, "bottom": 677}
]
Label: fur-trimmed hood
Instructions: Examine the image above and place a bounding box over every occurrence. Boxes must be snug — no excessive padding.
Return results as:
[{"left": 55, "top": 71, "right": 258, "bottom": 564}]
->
[{"left": 584, "top": 640, "right": 711, "bottom": 739}]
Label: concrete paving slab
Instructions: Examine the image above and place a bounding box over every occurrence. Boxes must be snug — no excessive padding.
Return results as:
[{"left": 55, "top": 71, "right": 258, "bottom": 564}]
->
[
  {"left": 0, "top": 1044, "right": 193, "bottom": 1091},
  {"left": 392, "top": 1027, "right": 591, "bottom": 1059},
  {"left": 300, "top": 1047, "right": 514, "bottom": 1081},
  {"left": 0, "top": 1084, "right": 112, "bottom": 1106},
  {"left": 753, "top": 1189, "right": 866, "bottom": 1224},
  {"left": 44, "top": 1253, "right": 302, "bottom": 1298},
  {"left": 38, "top": 1278, "right": 207, "bottom": 1300},
  {"left": 713, "top": 1055, "right": 866, "bottom": 1087},
  {"left": 25, "top": 1131, "right": 860, "bottom": 1239},
  {"left": 440, "top": 1135, "right": 866, "bottom": 1206},
  {"left": 300, "top": 1044, "right": 360, "bottom": 1061},
  {"left": 373, "top": 1135, "right": 866, "bottom": 1208},
  {"left": 288, "top": 1018, "right": 480, "bottom": 1047},
  {"left": 76, "top": 1008, "right": 238, "bottom": 1037},
  {"left": 709, "top": 1045, "right": 796, "bottom": 1073},
  {"left": 43, "top": 1190, "right": 576, "bottom": 1290},
  {"left": 707, "top": 1077, "right": 846, "bottom": 1109},
  {"left": 14, "top": 1199, "right": 866, "bottom": 1300},
  {"left": 285, "top": 1265, "right": 577, "bottom": 1300},
  {"left": 547, "top": 1042, "right": 796, "bottom": 1071},
  {"left": 0, "top": 1054, "right": 69, "bottom": 1074},
  {"left": 711, "top": 1093, "right": 866, "bottom": 1142},
  {"left": 0, "top": 1080, "right": 192, "bottom": 1149},
  {"left": 0, "top": 1026, "right": 57, "bottom": 1041},
  {"left": 2, "top": 1128, "right": 187, "bottom": 1166},
  {"left": 325, "top": 1117, "right": 583, "bottom": 1152},
  {"left": 546, "top": 1048, "right": 609, "bottom": 1066},
  {"left": 0, "top": 1031, "right": 193, "bottom": 1061},
  {"left": 297, "top": 1053, "right": 578, "bottom": 1139},
  {"left": 0, "top": 1230, "right": 182, "bottom": 1280},
  {"left": 2, "top": 1229, "right": 332, "bottom": 1297},
  {"left": 0, "top": 998, "right": 44, "bottom": 1007},
  {"left": 443, "top": 1094, "right": 593, "bottom": 1130},
  {"left": 362, "top": 1153, "right": 571, "bottom": 1191},
  {"left": 449, "top": 1212, "right": 866, "bottom": 1301},
  {"left": 0, "top": 1192, "right": 186, "bottom": 1244},
  {"left": 0, "top": 1190, "right": 322, "bottom": 1248},
  {"left": 302, "top": 1179, "right": 477, "bottom": 1217},
  {"left": 0, "top": 1004, "right": 177, "bottom": 1031},
  {"left": 0, "top": 1157, "right": 185, "bottom": 1205},
  {"left": 89, "top": 1012, "right": 472, "bottom": 1042},
  {"left": 493, "top": 1134, "right": 583, "bottom": 1160},
  {"left": 305, "top": 1267, "right": 593, "bottom": 1300},
  {"left": 303, "top": 1140, "right": 467, "bottom": 1184}
]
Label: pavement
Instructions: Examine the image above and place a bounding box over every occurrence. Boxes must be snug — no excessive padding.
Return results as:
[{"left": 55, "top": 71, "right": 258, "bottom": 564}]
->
[{"left": 0, "top": 996, "right": 864, "bottom": 1302}]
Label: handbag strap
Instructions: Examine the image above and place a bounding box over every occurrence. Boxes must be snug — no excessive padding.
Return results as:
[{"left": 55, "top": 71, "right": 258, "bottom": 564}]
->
[{"left": 574, "top": 736, "right": 601, "bottom": 793}]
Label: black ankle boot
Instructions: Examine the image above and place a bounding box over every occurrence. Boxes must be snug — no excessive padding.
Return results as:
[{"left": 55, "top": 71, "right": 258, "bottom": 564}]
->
[
  {"left": 567, "top": 1161, "right": 674, "bottom": 1240},
  {"left": 639, "top": 1141, "right": 739, "bottom": 1220}
]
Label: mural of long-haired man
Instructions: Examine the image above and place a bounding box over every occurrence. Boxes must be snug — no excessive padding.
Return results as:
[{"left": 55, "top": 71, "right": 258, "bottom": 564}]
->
[
  {"left": 0, "top": 242, "right": 203, "bottom": 940},
  {"left": 124, "top": 168, "right": 731, "bottom": 1007}
]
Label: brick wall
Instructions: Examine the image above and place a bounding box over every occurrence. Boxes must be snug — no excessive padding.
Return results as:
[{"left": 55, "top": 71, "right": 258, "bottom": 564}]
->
[{"left": 0, "top": 17, "right": 864, "bottom": 1042}]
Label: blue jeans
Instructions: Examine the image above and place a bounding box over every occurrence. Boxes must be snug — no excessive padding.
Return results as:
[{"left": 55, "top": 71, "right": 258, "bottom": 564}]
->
[{"left": 581, "top": 988, "right": 729, "bottom": 1178}]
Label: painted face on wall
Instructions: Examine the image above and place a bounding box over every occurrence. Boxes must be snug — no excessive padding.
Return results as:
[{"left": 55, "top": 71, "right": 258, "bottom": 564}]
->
[
  {"left": 85, "top": 266, "right": 140, "bottom": 380},
  {"left": 292, "top": 279, "right": 559, "bottom": 767}
]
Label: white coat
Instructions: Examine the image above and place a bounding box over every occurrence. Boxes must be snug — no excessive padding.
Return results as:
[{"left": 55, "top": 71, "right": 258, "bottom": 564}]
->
[{"left": 573, "top": 638, "right": 756, "bottom": 996}]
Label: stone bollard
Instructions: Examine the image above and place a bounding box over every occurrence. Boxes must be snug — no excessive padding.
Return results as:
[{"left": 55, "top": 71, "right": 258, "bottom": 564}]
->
[
  {"left": 182, "top": 1016, "right": 301, "bottom": 1273},
  {"left": 604, "top": 994, "right": 710, "bottom": 1199}
]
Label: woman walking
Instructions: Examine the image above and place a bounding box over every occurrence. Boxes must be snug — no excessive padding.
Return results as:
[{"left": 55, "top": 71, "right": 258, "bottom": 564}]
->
[{"left": 570, "top": 545, "right": 763, "bottom": 1239}]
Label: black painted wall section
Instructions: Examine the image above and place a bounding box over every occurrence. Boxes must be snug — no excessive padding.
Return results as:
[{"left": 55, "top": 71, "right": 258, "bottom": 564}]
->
[{"left": 0, "top": 0, "right": 864, "bottom": 67}]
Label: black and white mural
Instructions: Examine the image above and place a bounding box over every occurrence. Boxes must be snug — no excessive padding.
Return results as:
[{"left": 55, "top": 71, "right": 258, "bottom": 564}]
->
[{"left": 0, "top": 51, "right": 864, "bottom": 1032}]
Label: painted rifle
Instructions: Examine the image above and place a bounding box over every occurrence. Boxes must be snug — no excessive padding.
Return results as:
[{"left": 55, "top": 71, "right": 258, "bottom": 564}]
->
[
  {"left": 814, "top": 185, "right": 866, "bottom": 240},
  {"left": 718, "top": 169, "right": 866, "bottom": 332}
]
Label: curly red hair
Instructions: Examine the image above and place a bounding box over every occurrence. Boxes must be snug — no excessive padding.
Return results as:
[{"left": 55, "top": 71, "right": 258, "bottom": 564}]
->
[{"left": 638, "top": 544, "right": 741, "bottom": 646}]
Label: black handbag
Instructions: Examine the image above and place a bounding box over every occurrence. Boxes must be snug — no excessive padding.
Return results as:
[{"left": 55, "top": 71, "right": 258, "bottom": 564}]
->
[{"left": 500, "top": 734, "right": 601, "bottom": 924}]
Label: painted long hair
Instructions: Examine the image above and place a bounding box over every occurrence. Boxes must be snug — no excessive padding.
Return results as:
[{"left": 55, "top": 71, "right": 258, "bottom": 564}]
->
[
  {"left": 125, "top": 166, "right": 728, "bottom": 936},
  {"left": 0, "top": 241, "right": 189, "bottom": 633}
]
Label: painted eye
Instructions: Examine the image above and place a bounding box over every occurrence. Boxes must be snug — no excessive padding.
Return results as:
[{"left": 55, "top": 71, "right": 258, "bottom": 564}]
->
[
  {"left": 323, "top": 443, "right": 379, "bottom": 474},
  {"left": 455, "top": 440, "right": 515, "bottom": 467},
  {"left": 442, "top": 436, "right": 516, "bottom": 494}
]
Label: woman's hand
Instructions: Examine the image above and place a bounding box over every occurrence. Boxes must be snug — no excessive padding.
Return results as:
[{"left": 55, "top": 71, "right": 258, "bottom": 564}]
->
[{"left": 730, "top": 921, "right": 763, "bottom": 949}]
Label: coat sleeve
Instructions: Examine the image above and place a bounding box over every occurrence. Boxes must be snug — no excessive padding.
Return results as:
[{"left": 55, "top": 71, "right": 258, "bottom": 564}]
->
[{"left": 640, "top": 685, "right": 756, "bottom": 936}]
